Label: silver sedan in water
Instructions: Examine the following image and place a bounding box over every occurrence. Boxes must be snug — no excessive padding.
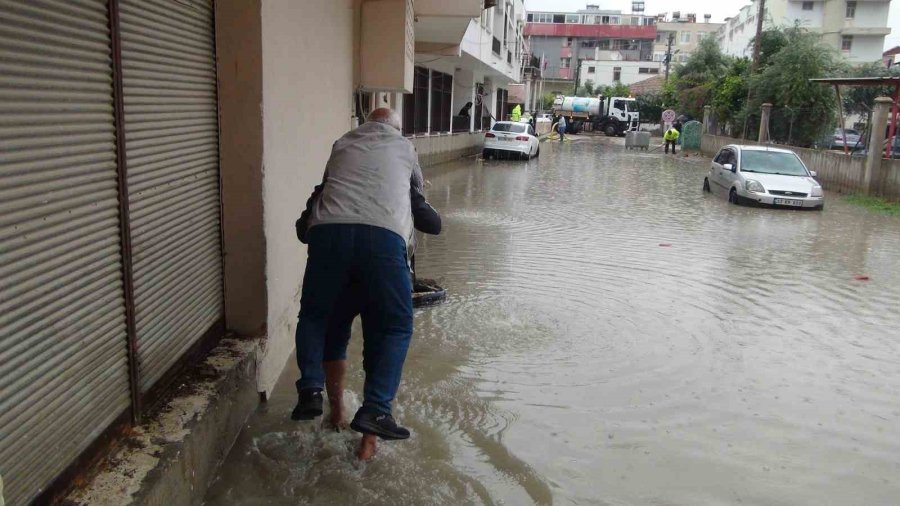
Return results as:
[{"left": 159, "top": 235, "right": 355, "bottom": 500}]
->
[{"left": 703, "top": 145, "right": 825, "bottom": 210}]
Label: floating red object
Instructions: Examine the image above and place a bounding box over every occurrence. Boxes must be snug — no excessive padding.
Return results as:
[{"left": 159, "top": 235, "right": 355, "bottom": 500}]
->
[
  {"left": 659, "top": 243, "right": 672, "bottom": 247},
  {"left": 854, "top": 274, "right": 870, "bottom": 281}
]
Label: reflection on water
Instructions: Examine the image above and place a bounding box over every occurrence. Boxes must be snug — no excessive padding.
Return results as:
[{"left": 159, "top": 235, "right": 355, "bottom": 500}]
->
[{"left": 206, "top": 138, "right": 900, "bottom": 505}]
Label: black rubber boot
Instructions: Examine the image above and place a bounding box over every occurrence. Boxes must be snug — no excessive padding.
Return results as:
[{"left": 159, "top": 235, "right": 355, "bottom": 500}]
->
[
  {"left": 350, "top": 410, "right": 411, "bottom": 440},
  {"left": 291, "top": 389, "right": 323, "bottom": 420}
]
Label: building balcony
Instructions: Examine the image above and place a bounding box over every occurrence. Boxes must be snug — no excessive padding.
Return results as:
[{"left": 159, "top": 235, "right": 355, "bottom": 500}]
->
[{"left": 524, "top": 23, "right": 656, "bottom": 39}]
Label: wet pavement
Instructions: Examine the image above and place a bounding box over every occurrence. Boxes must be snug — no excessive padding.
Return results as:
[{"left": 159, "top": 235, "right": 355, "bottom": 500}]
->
[{"left": 205, "top": 136, "right": 900, "bottom": 505}]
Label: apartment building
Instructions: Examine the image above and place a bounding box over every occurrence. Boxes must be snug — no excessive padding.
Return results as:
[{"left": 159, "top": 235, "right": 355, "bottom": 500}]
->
[
  {"left": 652, "top": 12, "right": 725, "bottom": 64},
  {"left": 524, "top": 3, "right": 658, "bottom": 88},
  {"left": 716, "top": 0, "right": 892, "bottom": 63},
  {"left": 0, "top": 1, "right": 520, "bottom": 503}
]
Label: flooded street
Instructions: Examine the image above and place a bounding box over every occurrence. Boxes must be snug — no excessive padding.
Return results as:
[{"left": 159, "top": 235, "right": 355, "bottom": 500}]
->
[{"left": 206, "top": 137, "right": 900, "bottom": 505}]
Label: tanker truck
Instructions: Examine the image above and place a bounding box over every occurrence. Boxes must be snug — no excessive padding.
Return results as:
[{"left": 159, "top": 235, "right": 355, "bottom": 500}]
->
[{"left": 551, "top": 95, "right": 639, "bottom": 136}]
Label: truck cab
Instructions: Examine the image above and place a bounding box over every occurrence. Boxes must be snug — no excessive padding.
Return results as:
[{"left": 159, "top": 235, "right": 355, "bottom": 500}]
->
[{"left": 598, "top": 97, "right": 639, "bottom": 136}]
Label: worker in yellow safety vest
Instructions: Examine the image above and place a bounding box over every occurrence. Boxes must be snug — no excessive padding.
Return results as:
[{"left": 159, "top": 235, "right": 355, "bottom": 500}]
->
[
  {"left": 664, "top": 126, "right": 680, "bottom": 154},
  {"left": 510, "top": 104, "right": 521, "bottom": 122}
]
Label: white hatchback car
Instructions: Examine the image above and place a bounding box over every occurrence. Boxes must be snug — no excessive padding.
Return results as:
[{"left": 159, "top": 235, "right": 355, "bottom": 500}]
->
[
  {"left": 483, "top": 121, "right": 540, "bottom": 160},
  {"left": 703, "top": 145, "right": 824, "bottom": 210}
]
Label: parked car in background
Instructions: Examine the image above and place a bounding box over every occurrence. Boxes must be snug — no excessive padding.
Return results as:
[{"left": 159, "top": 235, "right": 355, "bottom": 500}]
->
[
  {"left": 703, "top": 145, "right": 824, "bottom": 210},
  {"left": 483, "top": 121, "right": 540, "bottom": 160},
  {"left": 850, "top": 135, "right": 900, "bottom": 159},
  {"left": 816, "top": 128, "right": 864, "bottom": 151}
]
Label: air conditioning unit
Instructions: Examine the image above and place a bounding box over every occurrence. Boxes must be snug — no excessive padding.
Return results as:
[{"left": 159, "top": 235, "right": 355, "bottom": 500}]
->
[{"left": 484, "top": 0, "right": 498, "bottom": 8}]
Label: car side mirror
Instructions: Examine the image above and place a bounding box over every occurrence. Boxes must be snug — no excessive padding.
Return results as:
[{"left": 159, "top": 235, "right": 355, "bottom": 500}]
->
[
  {"left": 809, "top": 170, "right": 817, "bottom": 177},
  {"left": 723, "top": 163, "right": 734, "bottom": 172}
]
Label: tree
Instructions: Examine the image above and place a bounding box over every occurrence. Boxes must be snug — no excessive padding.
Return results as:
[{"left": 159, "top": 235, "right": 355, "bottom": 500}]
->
[
  {"left": 711, "top": 57, "right": 750, "bottom": 133},
  {"left": 576, "top": 79, "right": 596, "bottom": 97},
  {"left": 749, "top": 27, "right": 842, "bottom": 146},
  {"left": 749, "top": 28, "right": 789, "bottom": 68},
  {"left": 635, "top": 92, "right": 665, "bottom": 123},
  {"left": 673, "top": 37, "right": 729, "bottom": 118},
  {"left": 599, "top": 83, "right": 631, "bottom": 97},
  {"left": 842, "top": 63, "right": 900, "bottom": 125}
]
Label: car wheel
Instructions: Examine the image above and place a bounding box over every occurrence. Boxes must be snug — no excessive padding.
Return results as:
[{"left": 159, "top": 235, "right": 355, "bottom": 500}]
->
[
  {"left": 482, "top": 149, "right": 491, "bottom": 160},
  {"left": 604, "top": 125, "right": 617, "bottom": 136},
  {"left": 535, "top": 146, "right": 540, "bottom": 158},
  {"left": 703, "top": 178, "right": 710, "bottom": 193},
  {"left": 728, "top": 188, "right": 740, "bottom": 205}
]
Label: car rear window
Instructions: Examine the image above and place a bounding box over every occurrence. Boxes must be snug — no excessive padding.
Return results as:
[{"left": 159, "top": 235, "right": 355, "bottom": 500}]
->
[
  {"left": 740, "top": 151, "right": 809, "bottom": 176},
  {"left": 493, "top": 123, "right": 526, "bottom": 133}
]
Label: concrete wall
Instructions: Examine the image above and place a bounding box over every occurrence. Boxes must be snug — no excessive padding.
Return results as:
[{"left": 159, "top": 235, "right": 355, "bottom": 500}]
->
[
  {"left": 215, "top": 0, "right": 266, "bottom": 337},
  {"left": 701, "top": 134, "right": 900, "bottom": 200},
  {"left": 411, "top": 132, "right": 484, "bottom": 167},
  {"left": 257, "top": 0, "right": 356, "bottom": 396}
]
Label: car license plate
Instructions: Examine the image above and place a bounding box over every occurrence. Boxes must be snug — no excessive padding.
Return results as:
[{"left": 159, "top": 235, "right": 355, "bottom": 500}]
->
[
  {"left": 774, "top": 198, "right": 803, "bottom": 207},
  {"left": 499, "top": 137, "right": 513, "bottom": 141}
]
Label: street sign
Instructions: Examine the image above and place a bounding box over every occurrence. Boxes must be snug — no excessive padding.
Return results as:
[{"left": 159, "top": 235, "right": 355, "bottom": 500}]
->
[{"left": 662, "top": 109, "right": 676, "bottom": 124}]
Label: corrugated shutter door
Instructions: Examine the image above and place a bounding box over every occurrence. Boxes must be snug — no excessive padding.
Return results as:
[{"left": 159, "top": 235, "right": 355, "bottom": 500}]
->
[
  {"left": 118, "top": 0, "right": 223, "bottom": 392},
  {"left": 0, "top": 1, "right": 131, "bottom": 504}
]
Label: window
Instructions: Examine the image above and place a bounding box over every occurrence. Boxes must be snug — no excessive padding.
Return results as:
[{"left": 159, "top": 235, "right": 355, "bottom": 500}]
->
[
  {"left": 492, "top": 122, "right": 526, "bottom": 133},
  {"left": 560, "top": 57, "right": 571, "bottom": 68},
  {"left": 587, "top": 66, "right": 596, "bottom": 73},
  {"left": 564, "top": 37, "right": 573, "bottom": 47},
  {"left": 402, "top": 66, "right": 429, "bottom": 135},
  {"left": 653, "top": 52, "right": 665, "bottom": 62},
  {"left": 639, "top": 67, "right": 648, "bottom": 74},
  {"left": 846, "top": 1, "right": 856, "bottom": 18},
  {"left": 656, "top": 32, "right": 664, "bottom": 43},
  {"left": 802, "top": 1, "right": 813, "bottom": 11},
  {"left": 495, "top": 87, "right": 508, "bottom": 121},
  {"left": 648, "top": 67, "right": 660, "bottom": 74},
  {"left": 527, "top": 13, "right": 533, "bottom": 21},
  {"left": 598, "top": 39, "right": 610, "bottom": 50},
  {"left": 612, "top": 39, "right": 638, "bottom": 51},
  {"left": 430, "top": 71, "right": 452, "bottom": 133},
  {"left": 566, "top": 14, "right": 579, "bottom": 23},
  {"left": 680, "top": 31, "right": 691, "bottom": 44},
  {"left": 842, "top": 35, "right": 853, "bottom": 51},
  {"left": 697, "top": 32, "right": 705, "bottom": 42},
  {"left": 553, "top": 14, "right": 565, "bottom": 23},
  {"left": 613, "top": 67, "right": 622, "bottom": 82},
  {"left": 601, "top": 15, "right": 610, "bottom": 24}
]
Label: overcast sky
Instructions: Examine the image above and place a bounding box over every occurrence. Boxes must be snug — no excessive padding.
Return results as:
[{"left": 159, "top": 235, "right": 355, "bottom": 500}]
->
[{"left": 524, "top": 0, "right": 900, "bottom": 50}]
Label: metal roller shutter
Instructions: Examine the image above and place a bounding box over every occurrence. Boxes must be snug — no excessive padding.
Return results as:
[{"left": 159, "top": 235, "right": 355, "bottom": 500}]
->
[
  {"left": 118, "top": 0, "right": 223, "bottom": 392},
  {"left": 0, "top": 0, "right": 130, "bottom": 504}
]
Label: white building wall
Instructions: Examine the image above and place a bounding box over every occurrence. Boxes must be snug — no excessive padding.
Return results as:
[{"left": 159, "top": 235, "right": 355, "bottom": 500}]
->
[
  {"left": 846, "top": 1, "right": 891, "bottom": 29},
  {"left": 783, "top": 1, "right": 825, "bottom": 27},
  {"left": 580, "top": 61, "right": 661, "bottom": 88},
  {"left": 257, "top": 0, "right": 355, "bottom": 395},
  {"left": 849, "top": 35, "right": 887, "bottom": 62}
]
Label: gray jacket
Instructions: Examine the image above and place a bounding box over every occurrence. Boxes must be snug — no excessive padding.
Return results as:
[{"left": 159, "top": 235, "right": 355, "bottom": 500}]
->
[{"left": 299, "top": 121, "right": 440, "bottom": 244}]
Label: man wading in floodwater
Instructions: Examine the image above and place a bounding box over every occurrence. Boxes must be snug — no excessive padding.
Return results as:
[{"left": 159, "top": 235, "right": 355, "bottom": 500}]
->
[{"left": 293, "top": 108, "right": 441, "bottom": 460}]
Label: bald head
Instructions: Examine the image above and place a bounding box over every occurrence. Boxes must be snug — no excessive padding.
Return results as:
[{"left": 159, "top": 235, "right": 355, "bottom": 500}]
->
[{"left": 367, "top": 107, "right": 401, "bottom": 130}]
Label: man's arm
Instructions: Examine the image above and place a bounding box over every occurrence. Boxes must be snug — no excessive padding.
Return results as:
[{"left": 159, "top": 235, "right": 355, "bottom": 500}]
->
[
  {"left": 295, "top": 173, "right": 327, "bottom": 244},
  {"left": 410, "top": 161, "right": 441, "bottom": 235}
]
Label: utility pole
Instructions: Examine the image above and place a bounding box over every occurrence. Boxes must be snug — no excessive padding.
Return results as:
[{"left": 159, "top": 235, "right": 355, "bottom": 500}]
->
[
  {"left": 750, "top": 0, "right": 766, "bottom": 72},
  {"left": 573, "top": 59, "right": 580, "bottom": 95},
  {"left": 742, "top": 0, "right": 767, "bottom": 138},
  {"left": 664, "top": 32, "right": 675, "bottom": 83}
]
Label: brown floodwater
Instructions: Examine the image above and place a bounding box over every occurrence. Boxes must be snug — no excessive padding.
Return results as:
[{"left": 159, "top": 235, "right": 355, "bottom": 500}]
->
[{"left": 206, "top": 137, "right": 900, "bottom": 505}]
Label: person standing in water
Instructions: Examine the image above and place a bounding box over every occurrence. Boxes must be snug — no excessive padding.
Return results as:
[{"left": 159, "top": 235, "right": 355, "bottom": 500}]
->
[{"left": 293, "top": 108, "right": 441, "bottom": 459}]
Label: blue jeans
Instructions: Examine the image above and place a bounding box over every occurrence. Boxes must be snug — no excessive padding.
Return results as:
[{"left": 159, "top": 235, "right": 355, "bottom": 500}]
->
[
  {"left": 558, "top": 127, "right": 565, "bottom": 142},
  {"left": 295, "top": 224, "right": 413, "bottom": 415}
]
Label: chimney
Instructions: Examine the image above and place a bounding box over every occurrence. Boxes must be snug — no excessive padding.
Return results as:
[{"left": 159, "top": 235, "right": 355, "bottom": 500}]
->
[{"left": 704, "top": 14, "right": 712, "bottom": 23}]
